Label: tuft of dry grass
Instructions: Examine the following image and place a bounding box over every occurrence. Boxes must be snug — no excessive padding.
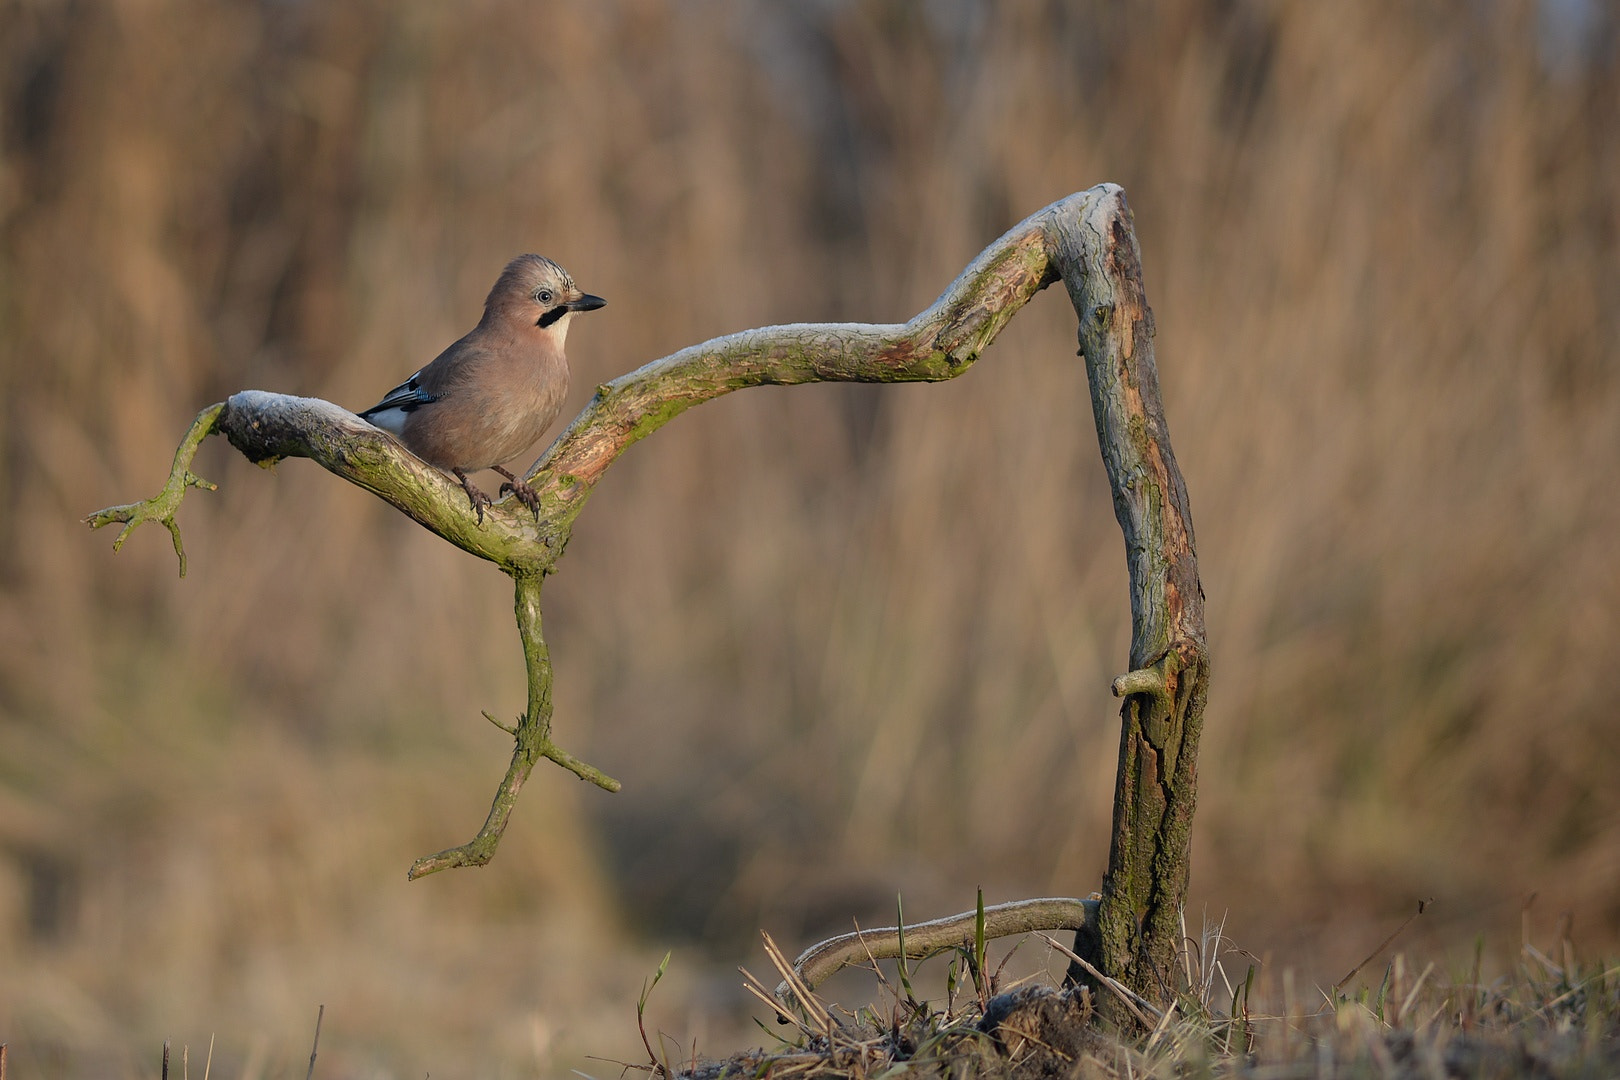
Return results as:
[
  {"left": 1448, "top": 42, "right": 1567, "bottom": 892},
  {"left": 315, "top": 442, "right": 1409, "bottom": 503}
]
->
[{"left": 666, "top": 919, "right": 1620, "bottom": 1079}]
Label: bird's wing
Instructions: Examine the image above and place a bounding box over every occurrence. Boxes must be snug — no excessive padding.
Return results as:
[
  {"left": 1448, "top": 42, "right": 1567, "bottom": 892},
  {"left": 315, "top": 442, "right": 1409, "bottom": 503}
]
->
[{"left": 359, "top": 371, "right": 437, "bottom": 418}]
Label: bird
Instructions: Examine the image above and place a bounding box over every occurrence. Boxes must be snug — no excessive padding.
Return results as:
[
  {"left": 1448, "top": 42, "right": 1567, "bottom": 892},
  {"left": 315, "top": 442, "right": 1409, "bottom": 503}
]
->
[{"left": 358, "top": 254, "right": 605, "bottom": 523}]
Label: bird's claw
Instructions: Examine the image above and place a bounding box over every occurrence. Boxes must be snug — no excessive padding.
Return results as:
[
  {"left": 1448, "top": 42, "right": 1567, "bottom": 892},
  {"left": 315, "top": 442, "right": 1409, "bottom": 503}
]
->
[
  {"left": 498, "top": 478, "right": 541, "bottom": 519},
  {"left": 493, "top": 466, "right": 542, "bottom": 520},
  {"left": 452, "top": 468, "right": 494, "bottom": 525}
]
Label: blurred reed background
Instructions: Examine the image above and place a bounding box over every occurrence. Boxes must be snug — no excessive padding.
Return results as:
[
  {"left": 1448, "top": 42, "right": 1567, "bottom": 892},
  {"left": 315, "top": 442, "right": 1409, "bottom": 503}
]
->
[{"left": 1, "top": 0, "right": 1616, "bottom": 1075}]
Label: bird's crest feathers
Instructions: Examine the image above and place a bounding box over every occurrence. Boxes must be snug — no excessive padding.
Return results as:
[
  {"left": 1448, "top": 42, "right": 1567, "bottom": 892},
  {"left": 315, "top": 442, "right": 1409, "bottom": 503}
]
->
[{"left": 488, "top": 254, "right": 574, "bottom": 309}]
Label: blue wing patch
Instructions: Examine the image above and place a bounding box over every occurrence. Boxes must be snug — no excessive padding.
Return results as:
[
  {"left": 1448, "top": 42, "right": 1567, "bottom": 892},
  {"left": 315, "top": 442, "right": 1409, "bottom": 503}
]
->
[{"left": 360, "top": 372, "right": 437, "bottom": 418}]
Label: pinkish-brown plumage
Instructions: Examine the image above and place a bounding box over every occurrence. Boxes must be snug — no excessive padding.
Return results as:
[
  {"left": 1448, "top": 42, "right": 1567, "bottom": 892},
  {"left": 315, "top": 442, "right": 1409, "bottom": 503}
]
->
[{"left": 360, "top": 255, "right": 605, "bottom": 520}]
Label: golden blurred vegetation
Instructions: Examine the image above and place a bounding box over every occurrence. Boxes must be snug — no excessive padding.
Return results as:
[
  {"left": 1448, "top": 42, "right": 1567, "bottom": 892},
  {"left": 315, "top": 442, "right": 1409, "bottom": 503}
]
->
[{"left": 0, "top": 0, "right": 1616, "bottom": 1075}]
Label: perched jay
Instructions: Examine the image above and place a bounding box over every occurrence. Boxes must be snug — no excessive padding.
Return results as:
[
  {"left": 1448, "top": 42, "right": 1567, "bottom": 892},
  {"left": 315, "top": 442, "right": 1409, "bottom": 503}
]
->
[{"left": 359, "top": 255, "right": 605, "bottom": 522}]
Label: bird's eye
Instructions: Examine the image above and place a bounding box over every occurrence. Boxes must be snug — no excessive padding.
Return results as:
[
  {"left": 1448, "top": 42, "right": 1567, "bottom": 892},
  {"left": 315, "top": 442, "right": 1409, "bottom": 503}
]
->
[{"left": 536, "top": 289, "right": 554, "bottom": 305}]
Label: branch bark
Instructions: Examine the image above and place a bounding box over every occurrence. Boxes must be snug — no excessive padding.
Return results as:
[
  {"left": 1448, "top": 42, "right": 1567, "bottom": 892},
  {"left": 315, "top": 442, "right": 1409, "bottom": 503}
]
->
[
  {"left": 87, "top": 184, "right": 1207, "bottom": 1013},
  {"left": 1052, "top": 195, "right": 1209, "bottom": 1020}
]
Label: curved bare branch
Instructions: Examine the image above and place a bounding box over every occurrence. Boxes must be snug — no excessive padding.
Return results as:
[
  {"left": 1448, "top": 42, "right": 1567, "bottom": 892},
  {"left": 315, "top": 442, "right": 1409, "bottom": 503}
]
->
[
  {"left": 86, "top": 183, "right": 1209, "bottom": 990},
  {"left": 773, "top": 897, "right": 1100, "bottom": 1008}
]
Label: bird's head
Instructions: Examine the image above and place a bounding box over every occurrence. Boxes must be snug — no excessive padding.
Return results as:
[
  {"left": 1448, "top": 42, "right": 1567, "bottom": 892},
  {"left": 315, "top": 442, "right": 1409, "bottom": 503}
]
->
[{"left": 485, "top": 254, "right": 606, "bottom": 339}]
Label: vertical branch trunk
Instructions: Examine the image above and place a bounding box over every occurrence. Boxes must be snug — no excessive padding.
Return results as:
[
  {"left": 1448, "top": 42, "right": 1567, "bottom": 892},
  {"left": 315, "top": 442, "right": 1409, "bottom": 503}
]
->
[
  {"left": 407, "top": 570, "right": 579, "bottom": 879},
  {"left": 1053, "top": 191, "right": 1209, "bottom": 1016},
  {"left": 515, "top": 570, "right": 555, "bottom": 742}
]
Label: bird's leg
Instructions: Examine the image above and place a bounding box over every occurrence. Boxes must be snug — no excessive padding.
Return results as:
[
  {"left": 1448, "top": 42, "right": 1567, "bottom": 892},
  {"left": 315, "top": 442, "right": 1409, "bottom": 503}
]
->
[
  {"left": 491, "top": 465, "right": 541, "bottom": 519},
  {"left": 451, "top": 467, "right": 494, "bottom": 524}
]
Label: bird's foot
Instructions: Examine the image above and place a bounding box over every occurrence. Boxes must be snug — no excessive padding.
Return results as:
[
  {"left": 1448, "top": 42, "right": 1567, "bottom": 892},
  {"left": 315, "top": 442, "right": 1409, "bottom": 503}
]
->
[
  {"left": 492, "top": 466, "right": 541, "bottom": 520},
  {"left": 452, "top": 468, "right": 494, "bottom": 524}
]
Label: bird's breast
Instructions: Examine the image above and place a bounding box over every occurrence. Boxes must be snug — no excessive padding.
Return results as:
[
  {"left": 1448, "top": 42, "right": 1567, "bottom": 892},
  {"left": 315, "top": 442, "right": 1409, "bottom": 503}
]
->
[{"left": 400, "top": 344, "right": 569, "bottom": 472}]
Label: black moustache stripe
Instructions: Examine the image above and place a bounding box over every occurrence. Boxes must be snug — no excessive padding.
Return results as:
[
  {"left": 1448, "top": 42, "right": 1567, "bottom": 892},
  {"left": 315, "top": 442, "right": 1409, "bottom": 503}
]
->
[{"left": 537, "top": 306, "right": 568, "bottom": 328}]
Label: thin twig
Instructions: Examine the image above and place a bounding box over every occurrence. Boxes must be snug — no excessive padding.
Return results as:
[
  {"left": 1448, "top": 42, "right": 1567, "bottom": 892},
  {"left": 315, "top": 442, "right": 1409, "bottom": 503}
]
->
[
  {"left": 740, "top": 968, "right": 816, "bottom": 1037},
  {"left": 305, "top": 1004, "right": 325, "bottom": 1080},
  {"left": 481, "top": 710, "right": 518, "bottom": 736},
  {"left": 1038, "top": 934, "right": 1161, "bottom": 1028},
  {"left": 1180, "top": 909, "right": 1194, "bottom": 993},
  {"left": 762, "top": 931, "right": 833, "bottom": 1032},
  {"left": 1332, "top": 899, "right": 1432, "bottom": 995}
]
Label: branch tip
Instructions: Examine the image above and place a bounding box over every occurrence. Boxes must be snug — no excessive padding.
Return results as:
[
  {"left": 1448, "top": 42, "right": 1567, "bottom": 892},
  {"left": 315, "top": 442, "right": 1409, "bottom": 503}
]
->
[
  {"left": 539, "top": 740, "right": 621, "bottom": 792},
  {"left": 85, "top": 402, "right": 225, "bottom": 577},
  {"left": 407, "top": 841, "right": 494, "bottom": 880},
  {"left": 481, "top": 709, "right": 519, "bottom": 736},
  {"left": 165, "top": 517, "right": 188, "bottom": 579}
]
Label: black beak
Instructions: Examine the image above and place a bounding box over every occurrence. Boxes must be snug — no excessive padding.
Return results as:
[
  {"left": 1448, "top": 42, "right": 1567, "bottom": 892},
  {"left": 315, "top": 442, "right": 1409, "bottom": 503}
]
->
[{"left": 567, "top": 293, "right": 607, "bottom": 313}]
